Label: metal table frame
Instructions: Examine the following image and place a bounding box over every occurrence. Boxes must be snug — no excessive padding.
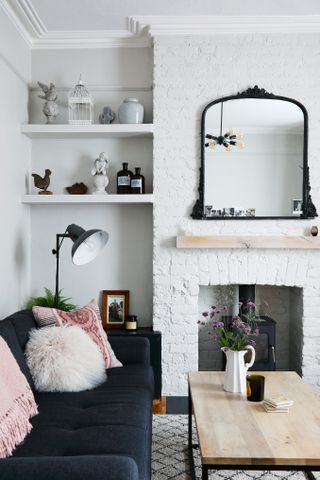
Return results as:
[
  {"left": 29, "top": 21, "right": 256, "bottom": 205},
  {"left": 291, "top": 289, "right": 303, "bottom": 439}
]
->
[{"left": 188, "top": 385, "right": 318, "bottom": 480}]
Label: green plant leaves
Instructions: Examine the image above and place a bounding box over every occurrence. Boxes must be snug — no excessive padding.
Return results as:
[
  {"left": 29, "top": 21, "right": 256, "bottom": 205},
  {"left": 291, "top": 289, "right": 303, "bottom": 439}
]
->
[{"left": 26, "top": 288, "right": 76, "bottom": 312}]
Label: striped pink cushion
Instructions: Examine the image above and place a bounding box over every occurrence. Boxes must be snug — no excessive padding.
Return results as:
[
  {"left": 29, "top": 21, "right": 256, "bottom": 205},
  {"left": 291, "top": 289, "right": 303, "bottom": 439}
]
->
[{"left": 32, "top": 300, "right": 117, "bottom": 369}]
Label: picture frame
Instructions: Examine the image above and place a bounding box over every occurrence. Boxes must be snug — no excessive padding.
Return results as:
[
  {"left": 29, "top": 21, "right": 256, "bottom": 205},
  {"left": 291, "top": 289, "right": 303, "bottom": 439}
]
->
[
  {"left": 102, "top": 290, "right": 129, "bottom": 330},
  {"left": 292, "top": 199, "right": 303, "bottom": 215}
]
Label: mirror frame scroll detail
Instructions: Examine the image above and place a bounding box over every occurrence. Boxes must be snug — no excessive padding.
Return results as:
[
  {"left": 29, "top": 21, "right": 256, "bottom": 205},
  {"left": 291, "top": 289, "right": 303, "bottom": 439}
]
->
[{"left": 191, "top": 85, "right": 317, "bottom": 220}]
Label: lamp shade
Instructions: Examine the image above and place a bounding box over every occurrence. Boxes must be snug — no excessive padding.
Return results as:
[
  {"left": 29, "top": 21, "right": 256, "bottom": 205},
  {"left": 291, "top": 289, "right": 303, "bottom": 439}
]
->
[{"left": 66, "top": 224, "right": 108, "bottom": 266}]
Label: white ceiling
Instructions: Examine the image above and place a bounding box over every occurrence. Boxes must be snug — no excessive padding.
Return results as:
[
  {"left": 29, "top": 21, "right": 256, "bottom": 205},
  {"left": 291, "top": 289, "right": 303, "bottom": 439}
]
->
[{"left": 13, "top": 0, "right": 320, "bottom": 31}]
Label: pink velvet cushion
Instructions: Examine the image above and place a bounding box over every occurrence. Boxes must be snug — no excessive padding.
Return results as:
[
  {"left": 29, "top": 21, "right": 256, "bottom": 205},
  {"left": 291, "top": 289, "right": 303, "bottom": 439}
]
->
[{"left": 32, "top": 299, "right": 122, "bottom": 369}]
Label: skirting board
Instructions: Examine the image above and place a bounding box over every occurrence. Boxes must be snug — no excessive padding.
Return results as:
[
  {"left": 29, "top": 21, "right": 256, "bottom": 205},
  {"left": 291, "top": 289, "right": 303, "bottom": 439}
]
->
[{"left": 166, "top": 397, "right": 188, "bottom": 415}]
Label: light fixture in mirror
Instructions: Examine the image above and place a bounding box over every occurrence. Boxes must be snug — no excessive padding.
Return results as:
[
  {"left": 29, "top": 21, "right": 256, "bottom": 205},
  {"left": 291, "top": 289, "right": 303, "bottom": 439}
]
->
[{"left": 192, "top": 86, "right": 317, "bottom": 220}]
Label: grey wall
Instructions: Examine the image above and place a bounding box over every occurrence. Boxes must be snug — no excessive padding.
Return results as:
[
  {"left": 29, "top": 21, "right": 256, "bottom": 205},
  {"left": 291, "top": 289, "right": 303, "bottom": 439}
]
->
[{"left": 0, "top": 8, "right": 31, "bottom": 317}]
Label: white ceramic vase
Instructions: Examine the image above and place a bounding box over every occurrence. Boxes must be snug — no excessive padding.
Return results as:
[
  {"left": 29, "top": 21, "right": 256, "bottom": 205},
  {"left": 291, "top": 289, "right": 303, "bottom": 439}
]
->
[
  {"left": 92, "top": 174, "right": 109, "bottom": 195},
  {"left": 118, "top": 98, "right": 144, "bottom": 124},
  {"left": 221, "top": 346, "right": 255, "bottom": 394}
]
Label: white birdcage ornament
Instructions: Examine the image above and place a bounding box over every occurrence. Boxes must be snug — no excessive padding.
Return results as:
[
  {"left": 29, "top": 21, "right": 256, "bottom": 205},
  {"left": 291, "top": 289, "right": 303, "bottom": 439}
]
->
[{"left": 68, "top": 75, "right": 93, "bottom": 125}]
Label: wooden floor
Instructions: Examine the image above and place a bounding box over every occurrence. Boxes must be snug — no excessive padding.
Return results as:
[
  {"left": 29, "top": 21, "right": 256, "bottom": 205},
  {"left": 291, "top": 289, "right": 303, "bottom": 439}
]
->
[{"left": 153, "top": 397, "right": 167, "bottom": 414}]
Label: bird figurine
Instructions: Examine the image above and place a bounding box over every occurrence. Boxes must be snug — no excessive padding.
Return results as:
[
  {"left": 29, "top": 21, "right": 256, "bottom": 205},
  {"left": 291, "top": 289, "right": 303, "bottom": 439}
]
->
[
  {"left": 38, "top": 81, "right": 58, "bottom": 124},
  {"left": 32, "top": 169, "right": 52, "bottom": 195}
]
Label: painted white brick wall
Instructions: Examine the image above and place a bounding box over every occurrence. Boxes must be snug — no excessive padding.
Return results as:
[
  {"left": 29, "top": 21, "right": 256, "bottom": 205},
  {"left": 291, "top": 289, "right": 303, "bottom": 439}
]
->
[{"left": 153, "top": 33, "right": 320, "bottom": 396}]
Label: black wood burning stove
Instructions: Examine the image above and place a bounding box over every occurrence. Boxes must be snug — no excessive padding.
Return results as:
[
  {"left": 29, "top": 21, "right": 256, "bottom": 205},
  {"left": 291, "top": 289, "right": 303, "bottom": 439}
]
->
[{"left": 223, "top": 285, "right": 276, "bottom": 371}]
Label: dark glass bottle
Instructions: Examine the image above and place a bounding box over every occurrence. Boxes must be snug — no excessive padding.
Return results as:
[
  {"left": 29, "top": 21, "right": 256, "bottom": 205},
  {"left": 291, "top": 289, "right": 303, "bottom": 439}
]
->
[
  {"left": 130, "top": 167, "right": 145, "bottom": 194},
  {"left": 117, "top": 162, "right": 132, "bottom": 194}
]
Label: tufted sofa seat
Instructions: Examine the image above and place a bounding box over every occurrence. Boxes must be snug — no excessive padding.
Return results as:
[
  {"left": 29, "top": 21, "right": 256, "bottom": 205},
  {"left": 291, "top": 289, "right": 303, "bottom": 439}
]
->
[{"left": 0, "top": 310, "right": 153, "bottom": 480}]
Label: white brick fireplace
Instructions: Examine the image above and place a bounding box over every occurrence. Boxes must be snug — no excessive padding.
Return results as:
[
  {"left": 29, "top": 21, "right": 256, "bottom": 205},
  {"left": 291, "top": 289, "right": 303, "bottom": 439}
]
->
[{"left": 152, "top": 33, "right": 320, "bottom": 397}]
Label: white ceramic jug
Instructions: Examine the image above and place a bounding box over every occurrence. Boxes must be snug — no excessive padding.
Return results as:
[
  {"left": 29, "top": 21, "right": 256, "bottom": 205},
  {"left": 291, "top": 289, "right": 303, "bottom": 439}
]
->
[{"left": 221, "top": 346, "right": 255, "bottom": 394}]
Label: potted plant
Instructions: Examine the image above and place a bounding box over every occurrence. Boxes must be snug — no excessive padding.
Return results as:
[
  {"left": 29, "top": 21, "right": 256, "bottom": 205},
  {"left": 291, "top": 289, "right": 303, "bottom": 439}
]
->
[
  {"left": 26, "top": 288, "right": 76, "bottom": 312},
  {"left": 200, "top": 303, "right": 259, "bottom": 393}
]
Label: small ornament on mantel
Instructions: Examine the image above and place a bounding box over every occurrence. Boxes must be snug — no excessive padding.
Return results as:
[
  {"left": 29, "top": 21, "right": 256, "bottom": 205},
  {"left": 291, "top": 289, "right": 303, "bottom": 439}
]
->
[
  {"left": 32, "top": 169, "right": 52, "bottom": 195},
  {"left": 311, "top": 226, "right": 318, "bottom": 237},
  {"left": 38, "top": 82, "right": 58, "bottom": 124},
  {"left": 91, "top": 152, "right": 109, "bottom": 195},
  {"left": 68, "top": 75, "right": 93, "bottom": 125}
]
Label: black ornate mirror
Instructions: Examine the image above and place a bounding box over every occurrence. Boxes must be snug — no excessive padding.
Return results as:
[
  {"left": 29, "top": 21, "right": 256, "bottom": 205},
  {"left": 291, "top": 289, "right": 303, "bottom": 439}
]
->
[{"left": 192, "top": 86, "right": 317, "bottom": 220}]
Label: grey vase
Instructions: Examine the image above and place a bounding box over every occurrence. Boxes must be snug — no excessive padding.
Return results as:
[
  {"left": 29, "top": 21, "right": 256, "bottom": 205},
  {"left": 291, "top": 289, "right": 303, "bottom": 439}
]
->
[{"left": 118, "top": 98, "right": 144, "bottom": 124}]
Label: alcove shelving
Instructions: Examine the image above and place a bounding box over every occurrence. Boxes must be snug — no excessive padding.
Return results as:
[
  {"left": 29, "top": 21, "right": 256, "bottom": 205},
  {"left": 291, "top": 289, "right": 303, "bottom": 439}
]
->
[
  {"left": 21, "top": 123, "right": 154, "bottom": 204},
  {"left": 21, "top": 124, "right": 154, "bottom": 139},
  {"left": 22, "top": 194, "right": 154, "bottom": 204}
]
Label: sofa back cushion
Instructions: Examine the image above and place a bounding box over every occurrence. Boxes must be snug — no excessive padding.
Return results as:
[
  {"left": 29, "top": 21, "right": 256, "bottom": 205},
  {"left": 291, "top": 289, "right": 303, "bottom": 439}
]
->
[
  {"left": 4, "top": 310, "right": 37, "bottom": 350},
  {"left": 0, "top": 318, "right": 35, "bottom": 389}
]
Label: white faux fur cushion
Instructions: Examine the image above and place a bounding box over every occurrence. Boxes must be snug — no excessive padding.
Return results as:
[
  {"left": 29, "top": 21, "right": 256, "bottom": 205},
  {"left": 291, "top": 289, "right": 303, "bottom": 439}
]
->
[{"left": 25, "top": 326, "right": 107, "bottom": 392}]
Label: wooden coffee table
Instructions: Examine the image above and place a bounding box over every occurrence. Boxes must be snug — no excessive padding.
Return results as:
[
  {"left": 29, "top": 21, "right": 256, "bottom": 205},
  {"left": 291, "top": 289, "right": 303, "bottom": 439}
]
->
[{"left": 188, "top": 371, "right": 320, "bottom": 480}]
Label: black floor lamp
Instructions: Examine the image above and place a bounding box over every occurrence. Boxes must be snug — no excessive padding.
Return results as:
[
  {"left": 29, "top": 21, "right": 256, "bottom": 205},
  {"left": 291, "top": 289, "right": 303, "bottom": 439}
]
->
[{"left": 52, "top": 223, "right": 108, "bottom": 305}]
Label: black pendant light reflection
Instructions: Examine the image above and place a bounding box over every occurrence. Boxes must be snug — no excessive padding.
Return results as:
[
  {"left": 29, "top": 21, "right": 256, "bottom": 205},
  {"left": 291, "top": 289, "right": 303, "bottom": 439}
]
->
[{"left": 205, "top": 102, "right": 244, "bottom": 152}]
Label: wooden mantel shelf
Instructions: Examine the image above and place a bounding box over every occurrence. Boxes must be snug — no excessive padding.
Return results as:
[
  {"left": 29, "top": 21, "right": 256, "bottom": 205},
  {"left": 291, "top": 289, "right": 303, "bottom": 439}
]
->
[{"left": 176, "top": 235, "right": 320, "bottom": 250}]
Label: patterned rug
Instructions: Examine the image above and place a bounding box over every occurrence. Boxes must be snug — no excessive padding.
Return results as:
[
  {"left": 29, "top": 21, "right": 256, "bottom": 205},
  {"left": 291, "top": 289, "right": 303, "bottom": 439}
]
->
[{"left": 152, "top": 415, "right": 312, "bottom": 480}]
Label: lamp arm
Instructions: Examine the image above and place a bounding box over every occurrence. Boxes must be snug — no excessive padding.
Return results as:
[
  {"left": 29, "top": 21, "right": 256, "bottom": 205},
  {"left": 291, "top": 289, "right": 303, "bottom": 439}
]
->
[{"left": 52, "top": 232, "right": 70, "bottom": 307}]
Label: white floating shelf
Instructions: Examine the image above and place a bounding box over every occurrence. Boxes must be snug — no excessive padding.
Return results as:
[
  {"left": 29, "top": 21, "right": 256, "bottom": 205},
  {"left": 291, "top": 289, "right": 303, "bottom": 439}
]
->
[
  {"left": 22, "top": 194, "right": 154, "bottom": 205},
  {"left": 21, "top": 124, "right": 154, "bottom": 139}
]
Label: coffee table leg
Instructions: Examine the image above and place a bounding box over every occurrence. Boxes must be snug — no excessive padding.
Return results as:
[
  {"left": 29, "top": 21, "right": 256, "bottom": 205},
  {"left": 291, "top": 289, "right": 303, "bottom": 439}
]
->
[
  {"left": 202, "top": 465, "right": 209, "bottom": 480},
  {"left": 304, "top": 471, "right": 316, "bottom": 480},
  {"left": 188, "top": 384, "right": 192, "bottom": 448}
]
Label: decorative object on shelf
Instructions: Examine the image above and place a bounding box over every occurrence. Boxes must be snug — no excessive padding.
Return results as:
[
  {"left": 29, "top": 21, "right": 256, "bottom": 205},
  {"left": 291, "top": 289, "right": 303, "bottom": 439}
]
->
[
  {"left": 99, "top": 106, "right": 115, "bottom": 124},
  {"left": 311, "top": 226, "right": 318, "bottom": 237},
  {"left": 200, "top": 303, "right": 258, "bottom": 393},
  {"left": 131, "top": 167, "right": 145, "bottom": 194},
  {"left": 32, "top": 169, "right": 52, "bottom": 195},
  {"left": 26, "top": 288, "right": 76, "bottom": 312},
  {"left": 117, "top": 162, "right": 132, "bottom": 194},
  {"left": 66, "top": 182, "right": 88, "bottom": 195},
  {"left": 118, "top": 98, "right": 144, "bottom": 124},
  {"left": 91, "top": 152, "right": 109, "bottom": 195},
  {"left": 102, "top": 290, "right": 129, "bottom": 330},
  {"left": 292, "top": 199, "right": 303, "bottom": 215},
  {"left": 52, "top": 224, "right": 108, "bottom": 305},
  {"left": 205, "top": 102, "right": 244, "bottom": 152},
  {"left": 68, "top": 75, "right": 93, "bottom": 125},
  {"left": 125, "top": 315, "right": 138, "bottom": 331},
  {"left": 37, "top": 81, "right": 58, "bottom": 124},
  {"left": 204, "top": 207, "right": 256, "bottom": 218}
]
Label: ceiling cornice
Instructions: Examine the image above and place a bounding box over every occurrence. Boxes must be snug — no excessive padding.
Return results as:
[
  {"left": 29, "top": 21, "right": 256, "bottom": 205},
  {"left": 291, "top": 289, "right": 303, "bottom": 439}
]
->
[
  {"left": 129, "top": 15, "right": 320, "bottom": 36},
  {"left": 2, "top": 2, "right": 320, "bottom": 51}
]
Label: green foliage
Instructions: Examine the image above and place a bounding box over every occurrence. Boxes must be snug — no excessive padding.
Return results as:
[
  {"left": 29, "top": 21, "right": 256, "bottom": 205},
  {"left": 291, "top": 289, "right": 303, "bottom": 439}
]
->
[{"left": 26, "top": 288, "right": 76, "bottom": 311}]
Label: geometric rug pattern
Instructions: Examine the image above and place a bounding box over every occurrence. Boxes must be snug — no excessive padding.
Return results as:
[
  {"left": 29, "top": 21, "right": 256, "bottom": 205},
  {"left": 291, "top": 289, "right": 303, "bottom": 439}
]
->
[{"left": 152, "top": 415, "right": 312, "bottom": 480}]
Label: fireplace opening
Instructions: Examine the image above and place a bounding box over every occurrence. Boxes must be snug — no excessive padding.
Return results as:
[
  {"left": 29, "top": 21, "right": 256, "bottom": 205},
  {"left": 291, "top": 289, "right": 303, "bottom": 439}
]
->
[{"left": 198, "top": 285, "right": 303, "bottom": 374}]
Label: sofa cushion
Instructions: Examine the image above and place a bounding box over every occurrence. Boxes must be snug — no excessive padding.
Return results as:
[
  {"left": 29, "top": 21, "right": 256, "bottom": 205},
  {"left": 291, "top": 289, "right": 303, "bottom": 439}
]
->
[
  {"left": 12, "top": 365, "right": 153, "bottom": 480},
  {"left": 0, "top": 320, "right": 35, "bottom": 389},
  {"left": 5, "top": 310, "right": 37, "bottom": 351}
]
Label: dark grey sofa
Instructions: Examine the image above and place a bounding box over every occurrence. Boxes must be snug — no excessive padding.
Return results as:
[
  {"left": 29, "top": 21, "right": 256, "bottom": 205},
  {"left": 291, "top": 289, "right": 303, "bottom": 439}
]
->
[{"left": 0, "top": 310, "right": 154, "bottom": 480}]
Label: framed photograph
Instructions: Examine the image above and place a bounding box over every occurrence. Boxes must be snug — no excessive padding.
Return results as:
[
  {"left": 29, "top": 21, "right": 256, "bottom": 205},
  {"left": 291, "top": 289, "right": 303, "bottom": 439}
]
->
[
  {"left": 102, "top": 290, "right": 129, "bottom": 330},
  {"left": 292, "top": 199, "right": 302, "bottom": 215}
]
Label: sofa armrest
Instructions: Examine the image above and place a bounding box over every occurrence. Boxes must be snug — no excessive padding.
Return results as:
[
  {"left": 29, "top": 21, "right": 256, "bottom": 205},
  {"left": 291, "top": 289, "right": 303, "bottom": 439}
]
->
[
  {"left": 0, "top": 455, "right": 139, "bottom": 480},
  {"left": 108, "top": 336, "right": 150, "bottom": 365}
]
